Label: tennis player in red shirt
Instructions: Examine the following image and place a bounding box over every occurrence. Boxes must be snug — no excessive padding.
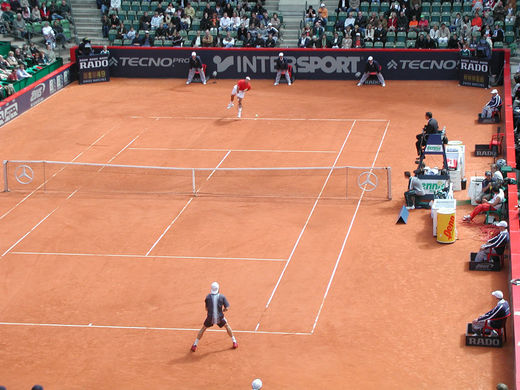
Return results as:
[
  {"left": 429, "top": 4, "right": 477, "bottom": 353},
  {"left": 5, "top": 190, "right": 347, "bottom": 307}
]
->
[{"left": 227, "top": 76, "right": 251, "bottom": 118}]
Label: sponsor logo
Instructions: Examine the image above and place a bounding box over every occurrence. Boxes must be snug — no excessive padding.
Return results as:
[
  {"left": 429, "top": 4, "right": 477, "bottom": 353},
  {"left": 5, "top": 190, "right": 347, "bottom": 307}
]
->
[
  {"left": 387, "top": 59, "right": 458, "bottom": 70},
  {"left": 49, "top": 78, "right": 56, "bottom": 94},
  {"left": 63, "top": 69, "right": 70, "bottom": 84},
  {"left": 108, "top": 57, "right": 119, "bottom": 67},
  {"left": 57, "top": 74, "right": 63, "bottom": 90},
  {"left": 443, "top": 215, "right": 455, "bottom": 240},
  {"left": 425, "top": 144, "right": 443, "bottom": 153},
  {"left": 79, "top": 58, "right": 109, "bottom": 69},
  {"left": 421, "top": 180, "right": 447, "bottom": 192},
  {"left": 460, "top": 61, "right": 488, "bottom": 72},
  {"left": 387, "top": 60, "right": 398, "bottom": 70},
  {"left": 30, "top": 83, "right": 46, "bottom": 107},
  {"left": 117, "top": 56, "right": 189, "bottom": 67},
  {"left": 467, "top": 336, "right": 501, "bottom": 346},
  {"left": 213, "top": 55, "right": 361, "bottom": 74},
  {"left": 0, "top": 102, "right": 18, "bottom": 125}
]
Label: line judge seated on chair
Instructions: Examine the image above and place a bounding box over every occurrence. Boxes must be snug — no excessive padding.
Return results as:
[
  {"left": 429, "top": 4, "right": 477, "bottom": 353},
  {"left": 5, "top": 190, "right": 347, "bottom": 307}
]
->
[
  {"left": 463, "top": 186, "right": 505, "bottom": 223},
  {"left": 481, "top": 89, "right": 502, "bottom": 120},
  {"left": 471, "top": 290, "right": 510, "bottom": 336},
  {"left": 473, "top": 220, "right": 509, "bottom": 262}
]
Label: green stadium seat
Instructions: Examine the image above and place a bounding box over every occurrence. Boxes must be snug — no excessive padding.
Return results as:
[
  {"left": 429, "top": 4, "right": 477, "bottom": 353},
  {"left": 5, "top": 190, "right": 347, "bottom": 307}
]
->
[
  {"left": 395, "top": 41, "right": 405, "bottom": 48},
  {"left": 438, "top": 40, "right": 448, "bottom": 48},
  {"left": 494, "top": 41, "right": 504, "bottom": 48},
  {"left": 385, "top": 41, "right": 395, "bottom": 48},
  {"left": 163, "top": 39, "right": 173, "bottom": 46},
  {"left": 364, "top": 41, "right": 373, "bottom": 47},
  {"left": 131, "top": 1, "right": 140, "bottom": 11},
  {"left": 108, "top": 29, "right": 117, "bottom": 42},
  {"left": 406, "top": 39, "right": 416, "bottom": 47},
  {"left": 155, "top": 40, "right": 164, "bottom": 46},
  {"left": 509, "top": 42, "right": 517, "bottom": 56},
  {"left": 421, "top": 11, "right": 431, "bottom": 20},
  {"left": 113, "top": 39, "right": 123, "bottom": 45},
  {"left": 441, "top": 11, "right": 451, "bottom": 23},
  {"left": 121, "top": 1, "right": 131, "bottom": 11},
  {"left": 386, "top": 31, "right": 396, "bottom": 42},
  {"left": 422, "top": 2, "right": 432, "bottom": 12},
  {"left": 374, "top": 41, "right": 384, "bottom": 48},
  {"left": 328, "top": 14, "right": 336, "bottom": 22},
  {"left": 407, "top": 31, "right": 417, "bottom": 39},
  {"left": 380, "top": 1, "right": 389, "bottom": 12},
  {"left": 370, "top": 2, "right": 380, "bottom": 12},
  {"left": 397, "top": 31, "right": 406, "bottom": 42},
  {"left": 441, "top": 2, "right": 451, "bottom": 12},
  {"left": 452, "top": 1, "right": 462, "bottom": 12},
  {"left": 141, "top": 2, "right": 150, "bottom": 11},
  {"left": 505, "top": 31, "right": 515, "bottom": 44},
  {"left": 360, "top": 1, "right": 369, "bottom": 12},
  {"left": 431, "top": 2, "right": 441, "bottom": 12},
  {"left": 235, "top": 40, "right": 243, "bottom": 47},
  {"left": 127, "top": 10, "right": 136, "bottom": 20},
  {"left": 463, "top": 2, "right": 471, "bottom": 13},
  {"left": 430, "top": 12, "right": 441, "bottom": 22},
  {"left": 506, "top": 21, "right": 514, "bottom": 32}
]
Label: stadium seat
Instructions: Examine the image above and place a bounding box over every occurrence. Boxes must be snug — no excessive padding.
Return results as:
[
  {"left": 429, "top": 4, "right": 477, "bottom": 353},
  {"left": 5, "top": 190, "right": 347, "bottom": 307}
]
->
[
  {"left": 431, "top": 1, "right": 441, "bottom": 12},
  {"left": 406, "top": 39, "right": 416, "bottom": 47},
  {"left": 370, "top": 2, "right": 380, "bottom": 12},
  {"left": 505, "top": 31, "right": 515, "bottom": 44},
  {"left": 452, "top": 1, "right": 462, "bottom": 12},
  {"left": 441, "top": 11, "right": 451, "bottom": 23},
  {"left": 127, "top": 10, "right": 136, "bottom": 20},
  {"left": 422, "top": 1, "right": 432, "bottom": 12},
  {"left": 374, "top": 41, "right": 384, "bottom": 48},
  {"left": 397, "top": 31, "right": 406, "bottom": 42},
  {"left": 365, "top": 41, "right": 374, "bottom": 47},
  {"left": 131, "top": 1, "right": 140, "bottom": 11},
  {"left": 380, "top": 2, "right": 390, "bottom": 12},
  {"left": 113, "top": 39, "right": 123, "bottom": 45},
  {"left": 235, "top": 40, "right": 243, "bottom": 47},
  {"left": 463, "top": 2, "right": 472, "bottom": 13},
  {"left": 481, "top": 313, "right": 511, "bottom": 342},
  {"left": 407, "top": 31, "right": 417, "bottom": 39},
  {"left": 386, "top": 31, "right": 396, "bottom": 42},
  {"left": 395, "top": 41, "right": 405, "bottom": 48},
  {"left": 431, "top": 12, "right": 441, "bottom": 22},
  {"left": 141, "top": 2, "right": 150, "bottom": 11},
  {"left": 441, "top": 2, "right": 451, "bottom": 12},
  {"left": 494, "top": 41, "right": 504, "bottom": 48},
  {"left": 385, "top": 41, "right": 395, "bottom": 48},
  {"left": 108, "top": 29, "right": 116, "bottom": 42},
  {"left": 163, "top": 39, "right": 173, "bottom": 46},
  {"left": 360, "top": 1, "right": 369, "bottom": 12},
  {"left": 121, "top": 1, "right": 131, "bottom": 11},
  {"left": 506, "top": 21, "right": 514, "bottom": 31}
]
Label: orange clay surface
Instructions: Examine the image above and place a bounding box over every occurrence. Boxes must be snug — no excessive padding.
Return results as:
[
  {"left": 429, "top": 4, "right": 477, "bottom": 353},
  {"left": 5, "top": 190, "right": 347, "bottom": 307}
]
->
[{"left": 0, "top": 78, "right": 513, "bottom": 389}]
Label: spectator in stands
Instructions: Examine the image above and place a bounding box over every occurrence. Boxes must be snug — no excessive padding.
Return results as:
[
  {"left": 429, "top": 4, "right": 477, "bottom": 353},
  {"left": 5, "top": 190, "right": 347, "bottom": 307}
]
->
[
  {"left": 14, "top": 47, "right": 24, "bottom": 63},
  {"left": 298, "top": 31, "right": 310, "bottom": 47},
  {"left": 265, "top": 32, "right": 276, "bottom": 47},
  {"left": 387, "top": 11, "right": 398, "bottom": 31},
  {"left": 190, "top": 30, "right": 201, "bottom": 47},
  {"left": 6, "top": 50, "right": 18, "bottom": 67},
  {"left": 448, "top": 33, "right": 461, "bottom": 48},
  {"left": 52, "top": 20, "right": 67, "bottom": 48},
  {"left": 342, "top": 31, "right": 353, "bottom": 47},
  {"left": 313, "top": 20, "right": 324, "bottom": 37},
  {"left": 308, "top": 34, "right": 320, "bottom": 48},
  {"left": 30, "top": 5, "right": 40, "bottom": 21},
  {"left": 408, "top": 15, "right": 419, "bottom": 31},
  {"left": 438, "top": 23, "right": 450, "bottom": 45},
  {"left": 329, "top": 31, "right": 341, "bottom": 47},
  {"left": 172, "top": 30, "right": 183, "bottom": 46},
  {"left": 231, "top": 11, "right": 241, "bottom": 30},
  {"left": 254, "top": 32, "right": 264, "bottom": 47},
  {"left": 418, "top": 14, "right": 429, "bottom": 31},
  {"left": 202, "top": 29, "right": 213, "bottom": 46},
  {"left": 505, "top": 0, "right": 515, "bottom": 23},
  {"left": 151, "top": 11, "right": 163, "bottom": 30},
  {"left": 344, "top": 11, "right": 356, "bottom": 28},
  {"left": 492, "top": 24, "right": 505, "bottom": 43},
  {"left": 318, "top": 3, "right": 328, "bottom": 24},
  {"left": 34, "top": 51, "right": 45, "bottom": 65},
  {"left": 397, "top": 10, "right": 408, "bottom": 31},
  {"left": 58, "top": 0, "right": 70, "bottom": 21},
  {"left": 481, "top": 89, "right": 502, "bottom": 118},
  {"left": 252, "top": 1, "right": 265, "bottom": 16},
  {"left": 219, "top": 12, "right": 231, "bottom": 31},
  {"left": 124, "top": 26, "right": 136, "bottom": 42},
  {"left": 139, "top": 11, "right": 151, "bottom": 31},
  {"left": 237, "top": 23, "right": 247, "bottom": 40},
  {"left": 472, "top": 10, "right": 483, "bottom": 30},
  {"left": 7, "top": 66, "right": 17, "bottom": 81},
  {"left": 16, "top": 63, "right": 30, "bottom": 79},
  {"left": 180, "top": 11, "right": 192, "bottom": 30},
  {"left": 115, "top": 20, "right": 125, "bottom": 39},
  {"left": 13, "top": 13, "right": 26, "bottom": 39},
  {"left": 221, "top": 31, "right": 234, "bottom": 47},
  {"left": 471, "top": 290, "right": 510, "bottom": 335},
  {"left": 425, "top": 33, "right": 438, "bottom": 48},
  {"left": 101, "top": 14, "right": 110, "bottom": 38},
  {"left": 492, "top": 163, "right": 504, "bottom": 183},
  {"left": 348, "top": 0, "right": 360, "bottom": 14},
  {"left": 209, "top": 11, "right": 219, "bottom": 30},
  {"left": 463, "top": 186, "right": 505, "bottom": 222},
  {"left": 185, "top": 2, "right": 195, "bottom": 20},
  {"left": 415, "top": 32, "right": 427, "bottom": 48},
  {"left": 78, "top": 37, "right": 93, "bottom": 55},
  {"left": 404, "top": 171, "right": 425, "bottom": 209},
  {"left": 364, "top": 23, "right": 374, "bottom": 42},
  {"left": 493, "top": 0, "right": 506, "bottom": 21},
  {"left": 429, "top": 24, "right": 440, "bottom": 42},
  {"left": 374, "top": 23, "right": 386, "bottom": 42},
  {"left": 244, "top": 31, "right": 254, "bottom": 46},
  {"left": 270, "top": 13, "right": 281, "bottom": 30},
  {"left": 140, "top": 30, "right": 154, "bottom": 46},
  {"left": 40, "top": 2, "right": 50, "bottom": 20},
  {"left": 336, "top": 0, "right": 348, "bottom": 14},
  {"left": 109, "top": 12, "right": 119, "bottom": 29},
  {"left": 44, "top": 43, "right": 56, "bottom": 63},
  {"left": 200, "top": 11, "right": 210, "bottom": 31}
]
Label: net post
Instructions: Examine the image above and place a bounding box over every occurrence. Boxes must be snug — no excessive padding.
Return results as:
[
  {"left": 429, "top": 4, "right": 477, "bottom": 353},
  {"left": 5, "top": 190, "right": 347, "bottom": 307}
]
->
[
  {"left": 3, "top": 160, "right": 7, "bottom": 192},
  {"left": 387, "top": 167, "right": 392, "bottom": 200},
  {"left": 192, "top": 168, "right": 196, "bottom": 196}
]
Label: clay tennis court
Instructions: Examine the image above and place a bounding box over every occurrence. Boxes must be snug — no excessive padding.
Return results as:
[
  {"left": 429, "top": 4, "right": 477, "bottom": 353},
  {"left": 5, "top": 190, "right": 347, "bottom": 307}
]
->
[{"left": 0, "top": 78, "right": 513, "bottom": 389}]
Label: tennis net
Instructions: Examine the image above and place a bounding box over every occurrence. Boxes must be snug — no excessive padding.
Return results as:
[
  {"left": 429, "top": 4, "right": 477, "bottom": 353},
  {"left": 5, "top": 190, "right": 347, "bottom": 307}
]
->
[{"left": 2, "top": 160, "right": 392, "bottom": 200}]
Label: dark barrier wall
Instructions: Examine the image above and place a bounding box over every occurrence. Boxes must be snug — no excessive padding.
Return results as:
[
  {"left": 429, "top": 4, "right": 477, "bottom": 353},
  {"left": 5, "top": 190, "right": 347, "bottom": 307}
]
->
[
  {"left": 98, "top": 47, "right": 505, "bottom": 81},
  {"left": 0, "top": 63, "right": 73, "bottom": 127}
]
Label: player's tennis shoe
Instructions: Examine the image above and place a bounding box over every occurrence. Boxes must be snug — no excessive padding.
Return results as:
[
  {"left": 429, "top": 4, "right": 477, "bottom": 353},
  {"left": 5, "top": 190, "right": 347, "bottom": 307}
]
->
[
  {"left": 462, "top": 215, "right": 471, "bottom": 222},
  {"left": 191, "top": 344, "right": 197, "bottom": 352},
  {"left": 382, "top": 83, "right": 386, "bottom": 87},
  {"left": 237, "top": 110, "right": 242, "bottom": 118},
  {"left": 357, "top": 83, "right": 361, "bottom": 87},
  {"left": 232, "top": 342, "right": 238, "bottom": 349},
  {"left": 288, "top": 82, "right": 292, "bottom": 86},
  {"left": 186, "top": 81, "right": 190, "bottom": 85},
  {"left": 227, "top": 102, "right": 234, "bottom": 109}
]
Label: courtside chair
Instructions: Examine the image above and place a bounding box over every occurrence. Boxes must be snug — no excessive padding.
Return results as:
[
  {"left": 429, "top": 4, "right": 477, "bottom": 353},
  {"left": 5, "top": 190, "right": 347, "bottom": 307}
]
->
[{"left": 481, "top": 313, "right": 511, "bottom": 342}]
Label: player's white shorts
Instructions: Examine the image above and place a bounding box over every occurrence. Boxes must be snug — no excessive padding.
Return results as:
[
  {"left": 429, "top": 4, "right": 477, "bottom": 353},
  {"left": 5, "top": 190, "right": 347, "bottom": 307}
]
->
[{"left": 231, "top": 85, "right": 246, "bottom": 99}]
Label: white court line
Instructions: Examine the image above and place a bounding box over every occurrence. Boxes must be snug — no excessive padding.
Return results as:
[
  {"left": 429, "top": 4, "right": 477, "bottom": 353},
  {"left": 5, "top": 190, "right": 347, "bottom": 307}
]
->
[
  {"left": 145, "top": 198, "right": 194, "bottom": 257},
  {"left": 128, "top": 147, "right": 337, "bottom": 154},
  {"left": 103, "top": 134, "right": 141, "bottom": 166},
  {"left": 310, "top": 120, "right": 391, "bottom": 334},
  {"left": 254, "top": 120, "right": 357, "bottom": 332},
  {"left": 1, "top": 190, "right": 78, "bottom": 257},
  {"left": 0, "top": 321, "right": 310, "bottom": 335},
  {"left": 0, "top": 130, "right": 111, "bottom": 222},
  {"left": 137, "top": 116, "right": 387, "bottom": 122},
  {"left": 205, "top": 150, "right": 231, "bottom": 181},
  {"left": 11, "top": 251, "right": 286, "bottom": 262}
]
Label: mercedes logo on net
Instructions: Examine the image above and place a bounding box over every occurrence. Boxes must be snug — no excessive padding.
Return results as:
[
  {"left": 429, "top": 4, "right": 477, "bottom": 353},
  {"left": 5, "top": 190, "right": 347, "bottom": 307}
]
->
[
  {"left": 357, "top": 171, "right": 378, "bottom": 192},
  {"left": 14, "top": 164, "right": 34, "bottom": 185}
]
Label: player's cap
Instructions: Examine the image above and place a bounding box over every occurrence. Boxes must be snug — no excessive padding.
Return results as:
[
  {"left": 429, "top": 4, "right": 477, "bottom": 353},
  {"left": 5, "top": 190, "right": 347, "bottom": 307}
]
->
[
  {"left": 368, "top": 56, "right": 373, "bottom": 61},
  {"left": 279, "top": 52, "right": 283, "bottom": 56},
  {"left": 491, "top": 88, "right": 498, "bottom": 94},
  {"left": 252, "top": 378, "right": 263, "bottom": 389},
  {"left": 492, "top": 290, "right": 504, "bottom": 299},
  {"left": 210, "top": 282, "right": 219, "bottom": 294},
  {"left": 485, "top": 170, "right": 492, "bottom": 176},
  {"left": 246, "top": 76, "right": 251, "bottom": 80},
  {"left": 191, "top": 51, "right": 196, "bottom": 56},
  {"left": 495, "top": 221, "right": 508, "bottom": 228}
]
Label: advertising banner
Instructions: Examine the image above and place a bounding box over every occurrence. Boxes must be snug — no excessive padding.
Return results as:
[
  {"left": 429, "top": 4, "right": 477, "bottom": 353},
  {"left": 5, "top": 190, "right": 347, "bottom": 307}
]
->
[
  {"left": 0, "top": 64, "right": 73, "bottom": 127},
  {"left": 78, "top": 54, "right": 110, "bottom": 84},
  {"left": 101, "top": 47, "right": 504, "bottom": 81},
  {"left": 459, "top": 57, "right": 489, "bottom": 88}
]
